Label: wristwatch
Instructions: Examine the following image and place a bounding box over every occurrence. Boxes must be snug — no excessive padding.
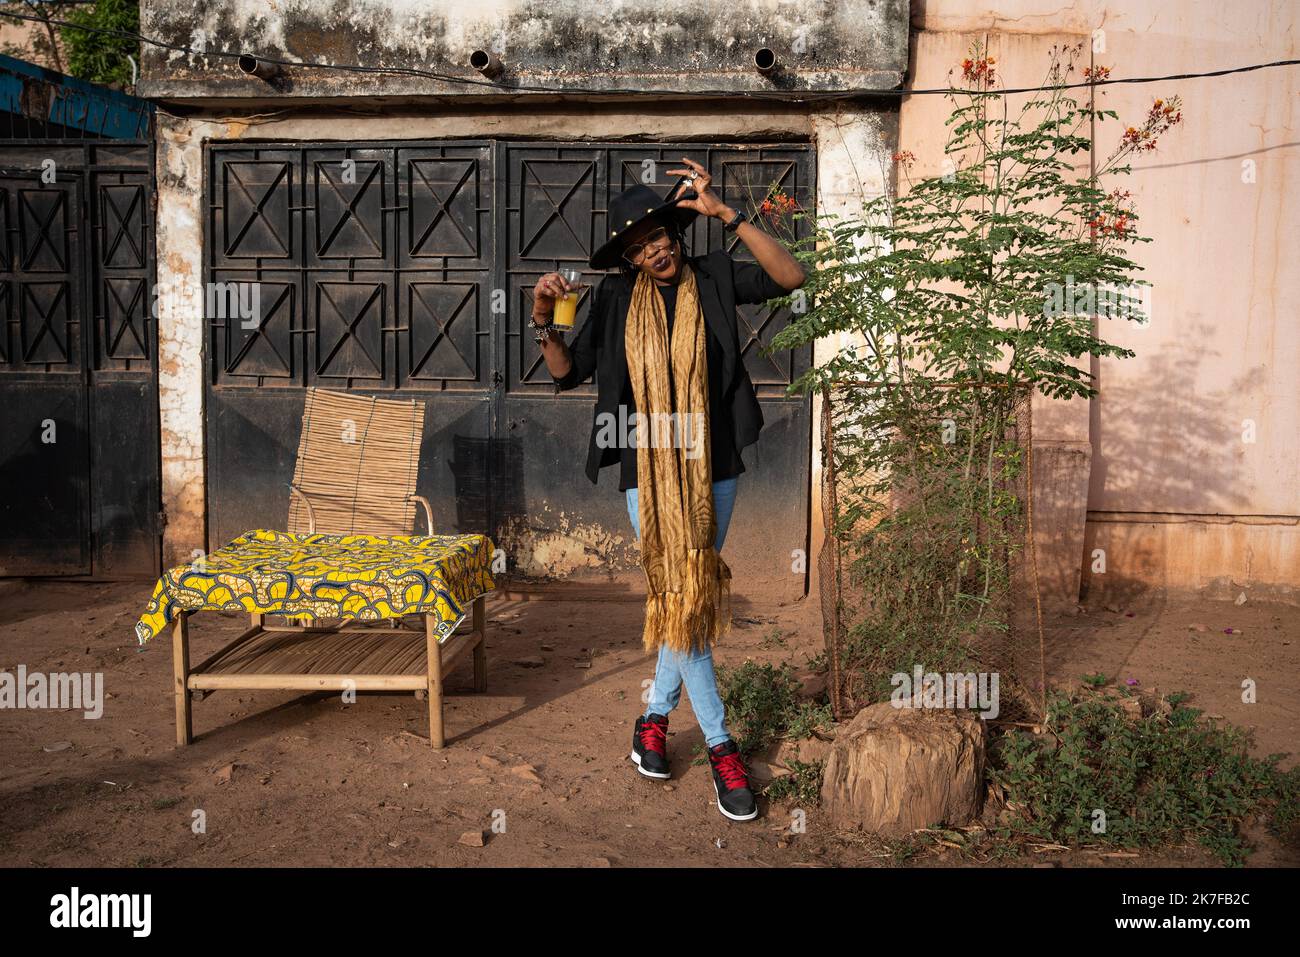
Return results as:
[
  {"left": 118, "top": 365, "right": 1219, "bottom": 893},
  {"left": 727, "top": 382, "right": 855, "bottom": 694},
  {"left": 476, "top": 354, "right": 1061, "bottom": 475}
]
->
[{"left": 722, "top": 209, "right": 748, "bottom": 232}]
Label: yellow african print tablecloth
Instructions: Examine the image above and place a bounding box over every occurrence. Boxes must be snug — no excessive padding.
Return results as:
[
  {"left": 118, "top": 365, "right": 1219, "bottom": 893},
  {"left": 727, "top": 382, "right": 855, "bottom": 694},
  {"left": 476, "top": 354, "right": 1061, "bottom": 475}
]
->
[{"left": 135, "top": 529, "right": 496, "bottom": 645}]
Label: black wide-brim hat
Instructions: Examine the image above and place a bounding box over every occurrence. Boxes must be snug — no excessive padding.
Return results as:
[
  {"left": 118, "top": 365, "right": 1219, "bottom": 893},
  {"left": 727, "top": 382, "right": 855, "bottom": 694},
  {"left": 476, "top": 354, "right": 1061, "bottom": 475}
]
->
[{"left": 589, "top": 183, "right": 700, "bottom": 270}]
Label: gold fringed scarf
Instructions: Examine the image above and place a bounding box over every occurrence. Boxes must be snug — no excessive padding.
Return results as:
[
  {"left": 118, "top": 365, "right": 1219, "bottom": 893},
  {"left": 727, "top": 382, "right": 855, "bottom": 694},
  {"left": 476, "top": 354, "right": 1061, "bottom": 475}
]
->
[{"left": 625, "top": 264, "right": 731, "bottom": 654}]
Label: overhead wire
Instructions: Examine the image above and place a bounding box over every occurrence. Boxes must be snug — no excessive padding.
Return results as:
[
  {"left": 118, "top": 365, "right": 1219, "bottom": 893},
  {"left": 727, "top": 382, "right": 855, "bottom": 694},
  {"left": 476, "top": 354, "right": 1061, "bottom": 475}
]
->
[{"left": 2, "top": 9, "right": 1297, "bottom": 102}]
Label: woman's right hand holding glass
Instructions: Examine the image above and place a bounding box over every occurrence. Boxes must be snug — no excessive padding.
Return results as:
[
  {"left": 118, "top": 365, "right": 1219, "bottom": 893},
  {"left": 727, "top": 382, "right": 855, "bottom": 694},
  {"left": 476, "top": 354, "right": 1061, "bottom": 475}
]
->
[{"left": 532, "top": 272, "right": 571, "bottom": 323}]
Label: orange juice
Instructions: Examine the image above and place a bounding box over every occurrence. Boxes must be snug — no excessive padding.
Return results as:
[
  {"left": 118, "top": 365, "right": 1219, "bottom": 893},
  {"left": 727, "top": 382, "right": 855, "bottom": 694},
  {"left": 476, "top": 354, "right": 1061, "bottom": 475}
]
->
[{"left": 553, "top": 289, "right": 580, "bottom": 329}]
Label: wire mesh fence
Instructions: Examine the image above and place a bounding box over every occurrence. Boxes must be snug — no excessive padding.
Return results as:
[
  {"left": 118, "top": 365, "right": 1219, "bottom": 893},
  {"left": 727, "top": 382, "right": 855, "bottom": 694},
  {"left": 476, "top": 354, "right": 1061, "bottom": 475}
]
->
[{"left": 817, "top": 380, "right": 1045, "bottom": 724}]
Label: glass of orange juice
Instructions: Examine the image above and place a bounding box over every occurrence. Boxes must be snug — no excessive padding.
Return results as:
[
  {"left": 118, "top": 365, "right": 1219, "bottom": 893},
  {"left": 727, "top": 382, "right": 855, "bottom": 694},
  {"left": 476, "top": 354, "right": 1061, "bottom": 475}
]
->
[{"left": 553, "top": 268, "right": 583, "bottom": 329}]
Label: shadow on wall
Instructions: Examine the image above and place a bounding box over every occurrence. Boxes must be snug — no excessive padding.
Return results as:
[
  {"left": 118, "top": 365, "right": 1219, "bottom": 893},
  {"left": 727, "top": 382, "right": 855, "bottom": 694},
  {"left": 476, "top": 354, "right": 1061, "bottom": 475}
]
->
[
  {"left": 1082, "top": 318, "right": 1254, "bottom": 603},
  {"left": 0, "top": 417, "right": 88, "bottom": 575},
  {"left": 448, "top": 434, "right": 525, "bottom": 533},
  {"left": 1030, "top": 438, "right": 1091, "bottom": 611}
]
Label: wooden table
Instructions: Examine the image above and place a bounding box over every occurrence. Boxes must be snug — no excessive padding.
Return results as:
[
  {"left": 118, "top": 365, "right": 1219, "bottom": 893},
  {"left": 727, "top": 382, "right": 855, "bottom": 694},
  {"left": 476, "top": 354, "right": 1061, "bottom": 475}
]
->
[
  {"left": 136, "top": 529, "right": 496, "bottom": 749},
  {"left": 171, "top": 600, "right": 486, "bottom": 749}
]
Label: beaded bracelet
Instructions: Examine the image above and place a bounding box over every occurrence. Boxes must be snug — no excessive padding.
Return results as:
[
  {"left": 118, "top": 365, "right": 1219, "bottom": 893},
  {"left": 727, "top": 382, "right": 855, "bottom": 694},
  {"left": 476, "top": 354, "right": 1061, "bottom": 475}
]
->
[{"left": 531, "top": 313, "right": 559, "bottom": 345}]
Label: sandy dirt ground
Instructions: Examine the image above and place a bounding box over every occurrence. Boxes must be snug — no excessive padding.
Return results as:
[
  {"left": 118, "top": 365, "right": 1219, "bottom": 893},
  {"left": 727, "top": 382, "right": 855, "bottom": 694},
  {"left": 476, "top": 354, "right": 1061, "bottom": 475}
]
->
[{"left": 0, "top": 579, "right": 1295, "bottom": 868}]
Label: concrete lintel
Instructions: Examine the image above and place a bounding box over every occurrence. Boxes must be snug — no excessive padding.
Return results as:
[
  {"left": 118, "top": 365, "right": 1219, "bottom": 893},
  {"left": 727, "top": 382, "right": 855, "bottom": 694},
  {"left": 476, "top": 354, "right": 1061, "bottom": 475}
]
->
[{"left": 139, "top": 0, "right": 910, "bottom": 100}]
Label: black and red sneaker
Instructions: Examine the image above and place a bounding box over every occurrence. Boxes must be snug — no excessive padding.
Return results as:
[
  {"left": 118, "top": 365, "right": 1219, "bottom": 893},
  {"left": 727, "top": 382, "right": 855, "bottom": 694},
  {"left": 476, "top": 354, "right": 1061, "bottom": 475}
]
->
[
  {"left": 707, "top": 739, "right": 758, "bottom": 821},
  {"left": 630, "top": 712, "right": 671, "bottom": 779}
]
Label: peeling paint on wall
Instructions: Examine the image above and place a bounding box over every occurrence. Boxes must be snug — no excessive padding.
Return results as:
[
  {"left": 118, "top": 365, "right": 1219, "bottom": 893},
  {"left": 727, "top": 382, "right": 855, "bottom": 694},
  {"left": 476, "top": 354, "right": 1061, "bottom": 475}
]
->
[
  {"left": 806, "top": 107, "right": 894, "bottom": 594},
  {"left": 138, "top": 0, "right": 908, "bottom": 98},
  {"left": 155, "top": 113, "right": 228, "bottom": 565},
  {"left": 497, "top": 508, "right": 639, "bottom": 578}
]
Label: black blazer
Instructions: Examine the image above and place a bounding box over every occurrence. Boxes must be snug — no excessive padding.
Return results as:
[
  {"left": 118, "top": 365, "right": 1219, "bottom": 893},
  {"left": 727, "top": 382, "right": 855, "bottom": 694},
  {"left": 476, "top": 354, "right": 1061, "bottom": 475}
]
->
[{"left": 552, "top": 248, "right": 789, "bottom": 484}]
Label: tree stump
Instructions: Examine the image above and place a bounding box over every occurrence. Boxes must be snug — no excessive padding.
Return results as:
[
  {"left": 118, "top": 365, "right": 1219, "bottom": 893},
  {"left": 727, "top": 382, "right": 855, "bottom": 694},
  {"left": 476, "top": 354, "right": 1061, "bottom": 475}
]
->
[{"left": 820, "top": 701, "right": 986, "bottom": 837}]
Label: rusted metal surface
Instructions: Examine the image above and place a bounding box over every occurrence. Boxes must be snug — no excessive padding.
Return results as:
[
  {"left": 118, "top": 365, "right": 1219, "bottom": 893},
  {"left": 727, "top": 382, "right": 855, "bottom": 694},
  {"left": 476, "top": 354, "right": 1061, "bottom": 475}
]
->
[{"left": 0, "top": 53, "right": 152, "bottom": 139}]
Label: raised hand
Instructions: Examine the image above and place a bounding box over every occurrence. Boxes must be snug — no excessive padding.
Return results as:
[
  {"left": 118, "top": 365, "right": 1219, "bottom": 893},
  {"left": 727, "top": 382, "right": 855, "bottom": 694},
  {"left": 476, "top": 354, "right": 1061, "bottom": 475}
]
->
[{"left": 665, "top": 157, "right": 731, "bottom": 219}]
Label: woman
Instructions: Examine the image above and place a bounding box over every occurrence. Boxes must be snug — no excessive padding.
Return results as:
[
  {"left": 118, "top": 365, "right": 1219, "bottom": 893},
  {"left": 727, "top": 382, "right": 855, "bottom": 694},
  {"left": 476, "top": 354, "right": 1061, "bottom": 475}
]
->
[{"left": 529, "top": 158, "right": 805, "bottom": 822}]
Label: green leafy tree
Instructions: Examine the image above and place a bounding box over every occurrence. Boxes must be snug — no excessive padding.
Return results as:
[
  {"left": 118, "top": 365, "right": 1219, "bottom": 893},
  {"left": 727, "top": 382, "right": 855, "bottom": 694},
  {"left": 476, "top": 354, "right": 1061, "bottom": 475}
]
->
[
  {"left": 770, "top": 43, "right": 1183, "bottom": 713},
  {"left": 61, "top": 0, "right": 139, "bottom": 87},
  {"left": 1, "top": 1, "right": 140, "bottom": 86}
]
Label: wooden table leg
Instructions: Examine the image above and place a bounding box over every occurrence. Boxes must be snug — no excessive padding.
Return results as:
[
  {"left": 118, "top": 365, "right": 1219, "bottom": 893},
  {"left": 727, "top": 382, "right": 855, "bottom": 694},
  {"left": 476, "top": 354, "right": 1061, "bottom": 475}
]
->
[
  {"left": 173, "top": 612, "right": 192, "bottom": 746},
  {"left": 472, "top": 595, "right": 487, "bottom": 693},
  {"left": 425, "top": 613, "right": 444, "bottom": 749}
]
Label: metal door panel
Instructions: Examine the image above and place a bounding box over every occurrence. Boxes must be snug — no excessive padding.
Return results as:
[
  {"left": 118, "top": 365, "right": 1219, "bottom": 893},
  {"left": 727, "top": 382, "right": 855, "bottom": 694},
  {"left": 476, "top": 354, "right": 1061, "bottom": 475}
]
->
[
  {"left": 500, "top": 142, "right": 814, "bottom": 597},
  {"left": 0, "top": 382, "right": 90, "bottom": 575},
  {"left": 205, "top": 142, "right": 496, "bottom": 549},
  {"left": 0, "top": 174, "right": 90, "bottom": 574},
  {"left": 204, "top": 139, "right": 813, "bottom": 600},
  {"left": 0, "top": 62, "right": 160, "bottom": 579}
]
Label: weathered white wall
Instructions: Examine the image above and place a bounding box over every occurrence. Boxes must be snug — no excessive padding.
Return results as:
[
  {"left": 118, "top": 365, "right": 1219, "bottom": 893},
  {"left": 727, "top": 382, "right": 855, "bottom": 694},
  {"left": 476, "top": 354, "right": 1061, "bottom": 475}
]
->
[
  {"left": 139, "top": 0, "right": 907, "bottom": 97},
  {"left": 805, "top": 109, "right": 895, "bottom": 583},
  {"left": 156, "top": 114, "right": 216, "bottom": 566}
]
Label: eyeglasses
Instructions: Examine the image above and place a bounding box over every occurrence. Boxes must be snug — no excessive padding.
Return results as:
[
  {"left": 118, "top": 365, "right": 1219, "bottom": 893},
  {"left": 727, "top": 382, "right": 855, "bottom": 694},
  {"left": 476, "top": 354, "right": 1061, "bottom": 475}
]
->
[{"left": 621, "top": 226, "right": 674, "bottom": 265}]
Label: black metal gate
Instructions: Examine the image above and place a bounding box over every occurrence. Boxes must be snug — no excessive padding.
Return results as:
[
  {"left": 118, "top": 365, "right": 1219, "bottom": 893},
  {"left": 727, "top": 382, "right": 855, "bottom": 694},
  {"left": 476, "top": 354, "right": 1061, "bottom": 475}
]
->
[
  {"left": 204, "top": 140, "right": 813, "bottom": 596},
  {"left": 0, "top": 141, "right": 159, "bottom": 577}
]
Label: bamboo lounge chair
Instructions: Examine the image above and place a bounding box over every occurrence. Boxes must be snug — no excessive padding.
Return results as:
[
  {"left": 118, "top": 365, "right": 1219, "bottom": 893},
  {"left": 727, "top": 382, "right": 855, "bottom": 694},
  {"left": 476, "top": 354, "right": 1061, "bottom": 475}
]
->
[{"left": 137, "top": 388, "right": 494, "bottom": 748}]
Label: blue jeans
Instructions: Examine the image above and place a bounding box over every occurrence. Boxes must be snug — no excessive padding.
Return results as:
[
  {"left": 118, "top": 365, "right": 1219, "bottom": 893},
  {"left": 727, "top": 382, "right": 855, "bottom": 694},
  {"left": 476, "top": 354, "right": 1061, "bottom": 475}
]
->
[{"left": 625, "top": 477, "right": 737, "bottom": 748}]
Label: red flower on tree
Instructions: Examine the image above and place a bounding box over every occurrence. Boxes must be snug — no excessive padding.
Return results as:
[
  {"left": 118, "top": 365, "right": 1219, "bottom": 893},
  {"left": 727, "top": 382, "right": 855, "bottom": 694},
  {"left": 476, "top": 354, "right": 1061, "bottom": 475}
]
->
[
  {"left": 759, "top": 186, "right": 800, "bottom": 224},
  {"left": 1117, "top": 96, "right": 1184, "bottom": 153},
  {"left": 1085, "top": 189, "right": 1137, "bottom": 242},
  {"left": 961, "top": 55, "right": 996, "bottom": 85}
]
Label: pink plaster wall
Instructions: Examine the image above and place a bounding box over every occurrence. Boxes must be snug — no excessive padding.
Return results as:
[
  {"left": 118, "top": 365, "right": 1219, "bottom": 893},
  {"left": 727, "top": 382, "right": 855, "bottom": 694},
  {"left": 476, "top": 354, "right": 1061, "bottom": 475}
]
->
[{"left": 904, "top": 0, "right": 1299, "bottom": 602}]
